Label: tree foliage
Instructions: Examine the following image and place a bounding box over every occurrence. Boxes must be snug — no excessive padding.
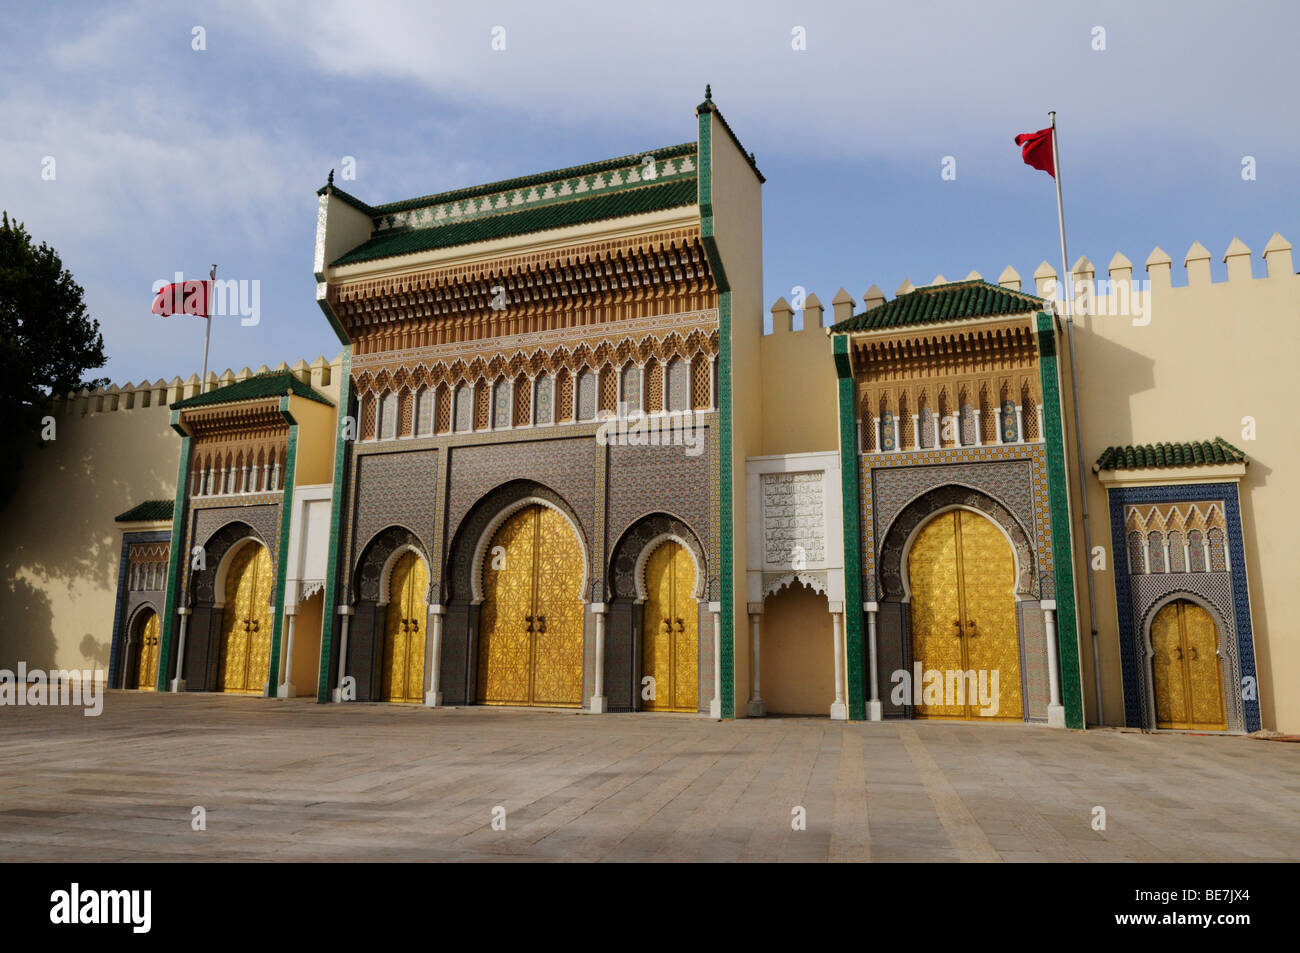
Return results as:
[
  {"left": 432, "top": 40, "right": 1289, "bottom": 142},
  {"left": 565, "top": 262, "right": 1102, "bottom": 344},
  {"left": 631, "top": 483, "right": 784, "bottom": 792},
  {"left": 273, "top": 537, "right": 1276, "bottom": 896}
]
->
[{"left": 0, "top": 212, "right": 108, "bottom": 502}]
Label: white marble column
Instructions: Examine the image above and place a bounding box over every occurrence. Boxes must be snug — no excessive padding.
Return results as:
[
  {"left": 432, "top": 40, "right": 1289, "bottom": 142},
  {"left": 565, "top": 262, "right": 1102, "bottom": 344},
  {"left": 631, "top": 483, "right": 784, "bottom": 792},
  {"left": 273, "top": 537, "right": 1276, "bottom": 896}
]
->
[
  {"left": 170, "top": 607, "right": 191, "bottom": 692},
  {"left": 994, "top": 407, "right": 1003, "bottom": 443},
  {"left": 590, "top": 602, "right": 608, "bottom": 713},
  {"left": 1043, "top": 600, "right": 1066, "bottom": 728},
  {"left": 709, "top": 601, "right": 722, "bottom": 718},
  {"left": 332, "top": 605, "right": 352, "bottom": 702},
  {"left": 830, "top": 601, "right": 847, "bottom": 721},
  {"left": 278, "top": 608, "right": 297, "bottom": 698},
  {"left": 747, "top": 603, "right": 765, "bottom": 716},
  {"left": 425, "top": 603, "right": 444, "bottom": 707},
  {"left": 866, "top": 601, "right": 882, "bottom": 721},
  {"left": 911, "top": 414, "right": 920, "bottom": 451}
]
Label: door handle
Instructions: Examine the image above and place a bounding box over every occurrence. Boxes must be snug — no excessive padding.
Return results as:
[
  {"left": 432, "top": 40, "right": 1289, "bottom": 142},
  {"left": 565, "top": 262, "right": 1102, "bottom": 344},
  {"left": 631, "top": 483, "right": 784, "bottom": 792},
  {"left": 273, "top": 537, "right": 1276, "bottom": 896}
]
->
[
  {"left": 952, "top": 618, "right": 962, "bottom": 637},
  {"left": 1188, "top": 646, "right": 1198, "bottom": 661},
  {"left": 536, "top": 615, "right": 547, "bottom": 633},
  {"left": 967, "top": 619, "right": 977, "bottom": 637},
  {"left": 410, "top": 618, "right": 419, "bottom": 633},
  {"left": 663, "top": 617, "right": 672, "bottom": 633},
  {"left": 525, "top": 614, "right": 534, "bottom": 632},
  {"left": 1174, "top": 646, "right": 1183, "bottom": 660},
  {"left": 675, "top": 618, "right": 685, "bottom": 633}
]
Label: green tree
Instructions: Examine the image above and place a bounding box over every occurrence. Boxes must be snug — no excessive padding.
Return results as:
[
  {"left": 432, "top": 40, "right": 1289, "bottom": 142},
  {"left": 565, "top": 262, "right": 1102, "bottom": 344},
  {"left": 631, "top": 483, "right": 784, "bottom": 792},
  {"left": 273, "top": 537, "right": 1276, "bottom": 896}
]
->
[{"left": 0, "top": 212, "right": 107, "bottom": 502}]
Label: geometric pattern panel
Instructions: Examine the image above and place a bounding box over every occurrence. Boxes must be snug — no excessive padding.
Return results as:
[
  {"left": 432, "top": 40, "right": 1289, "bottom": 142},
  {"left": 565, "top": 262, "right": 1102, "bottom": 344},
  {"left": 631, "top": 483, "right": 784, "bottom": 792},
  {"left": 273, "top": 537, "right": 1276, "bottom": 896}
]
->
[
  {"left": 353, "top": 525, "right": 430, "bottom": 605},
  {"left": 606, "top": 439, "right": 713, "bottom": 600},
  {"left": 350, "top": 450, "right": 439, "bottom": 601},
  {"left": 608, "top": 512, "right": 706, "bottom": 602}
]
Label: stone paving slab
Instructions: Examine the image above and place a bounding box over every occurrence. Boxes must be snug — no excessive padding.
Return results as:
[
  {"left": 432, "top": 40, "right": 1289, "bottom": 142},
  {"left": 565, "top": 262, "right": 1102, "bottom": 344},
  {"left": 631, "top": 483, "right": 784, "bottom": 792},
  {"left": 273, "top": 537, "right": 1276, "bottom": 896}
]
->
[{"left": 0, "top": 692, "right": 1297, "bottom": 862}]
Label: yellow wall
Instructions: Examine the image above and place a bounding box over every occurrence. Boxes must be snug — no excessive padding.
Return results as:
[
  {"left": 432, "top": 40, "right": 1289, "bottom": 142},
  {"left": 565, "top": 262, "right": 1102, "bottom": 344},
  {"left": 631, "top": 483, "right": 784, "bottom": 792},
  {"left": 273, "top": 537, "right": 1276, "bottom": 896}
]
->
[
  {"left": 706, "top": 109, "right": 764, "bottom": 717},
  {"left": 290, "top": 590, "right": 324, "bottom": 692},
  {"left": 760, "top": 585, "right": 835, "bottom": 715},
  {"left": 289, "top": 391, "right": 339, "bottom": 487},
  {"left": 759, "top": 299, "right": 838, "bottom": 455}
]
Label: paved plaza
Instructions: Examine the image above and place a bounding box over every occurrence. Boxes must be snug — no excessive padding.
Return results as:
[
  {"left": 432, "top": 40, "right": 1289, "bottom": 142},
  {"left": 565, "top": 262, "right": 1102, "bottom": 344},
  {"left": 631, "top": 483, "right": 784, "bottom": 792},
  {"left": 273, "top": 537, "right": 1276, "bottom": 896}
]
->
[{"left": 1, "top": 692, "right": 1296, "bottom": 862}]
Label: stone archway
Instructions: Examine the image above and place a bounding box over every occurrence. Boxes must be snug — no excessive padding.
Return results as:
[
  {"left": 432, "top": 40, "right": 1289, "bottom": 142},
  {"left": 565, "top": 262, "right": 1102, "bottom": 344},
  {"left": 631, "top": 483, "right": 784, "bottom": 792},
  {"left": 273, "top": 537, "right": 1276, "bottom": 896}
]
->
[{"left": 345, "top": 526, "right": 430, "bottom": 703}]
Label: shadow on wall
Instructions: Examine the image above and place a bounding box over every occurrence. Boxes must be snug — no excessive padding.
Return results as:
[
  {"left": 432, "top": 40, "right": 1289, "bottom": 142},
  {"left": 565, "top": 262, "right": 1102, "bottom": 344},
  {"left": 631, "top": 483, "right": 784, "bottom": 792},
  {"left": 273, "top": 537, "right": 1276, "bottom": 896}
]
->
[
  {"left": 0, "top": 403, "right": 176, "bottom": 669},
  {"left": 1, "top": 575, "right": 56, "bottom": 670}
]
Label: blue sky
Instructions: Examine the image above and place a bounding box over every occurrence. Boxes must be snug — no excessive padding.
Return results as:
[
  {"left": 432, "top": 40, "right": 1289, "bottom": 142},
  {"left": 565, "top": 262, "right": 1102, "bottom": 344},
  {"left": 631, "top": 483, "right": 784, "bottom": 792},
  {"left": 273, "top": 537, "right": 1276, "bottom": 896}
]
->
[{"left": 4, "top": 0, "right": 1297, "bottom": 385}]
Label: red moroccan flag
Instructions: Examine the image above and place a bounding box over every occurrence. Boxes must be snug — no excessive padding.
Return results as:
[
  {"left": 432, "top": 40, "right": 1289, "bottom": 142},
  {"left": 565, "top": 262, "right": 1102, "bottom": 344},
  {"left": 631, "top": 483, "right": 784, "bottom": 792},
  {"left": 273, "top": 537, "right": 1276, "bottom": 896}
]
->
[
  {"left": 1015, "top": 127, "right": 1055, "bottom": 177},
  {"left": 152, "top": 280, "right": 211, "bottom": 317}
]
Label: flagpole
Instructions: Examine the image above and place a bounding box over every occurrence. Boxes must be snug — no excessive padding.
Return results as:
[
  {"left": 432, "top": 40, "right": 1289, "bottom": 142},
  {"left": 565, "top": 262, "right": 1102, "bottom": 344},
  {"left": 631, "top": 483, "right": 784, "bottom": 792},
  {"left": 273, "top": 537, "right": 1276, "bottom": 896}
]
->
[
  {"left": 1049, "top": 111, "right": 1104, "bottom": 726},
  {"left": 201, "top": 265, "right": 215, "bottom": 394}
]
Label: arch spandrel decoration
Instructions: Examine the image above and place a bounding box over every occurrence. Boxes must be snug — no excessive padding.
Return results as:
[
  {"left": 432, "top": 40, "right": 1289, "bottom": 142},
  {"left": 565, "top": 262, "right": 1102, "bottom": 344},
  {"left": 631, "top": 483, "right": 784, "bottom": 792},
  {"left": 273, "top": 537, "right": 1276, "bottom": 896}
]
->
[
  {"left": 192, "top": 521, "right": 270, "bottom": 606},
  {"left": 445, "top": 480, "right": 592, "bottom": 604},
  {"left": 354, "top": 526, "right": 431, "bottom": 605},
  {"left": 608, "top": 513, "right": 708, "bottom": 602},
  {"left": 878, "top": 485, "right": 1037, "bottom": 600}
]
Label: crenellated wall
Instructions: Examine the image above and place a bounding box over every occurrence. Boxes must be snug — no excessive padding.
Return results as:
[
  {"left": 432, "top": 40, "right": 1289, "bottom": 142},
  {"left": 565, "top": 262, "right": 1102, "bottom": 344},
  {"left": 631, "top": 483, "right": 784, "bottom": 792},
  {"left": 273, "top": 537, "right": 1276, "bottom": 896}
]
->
[{"left": 0, "top": 355, "right": 343, "bottom": 676}]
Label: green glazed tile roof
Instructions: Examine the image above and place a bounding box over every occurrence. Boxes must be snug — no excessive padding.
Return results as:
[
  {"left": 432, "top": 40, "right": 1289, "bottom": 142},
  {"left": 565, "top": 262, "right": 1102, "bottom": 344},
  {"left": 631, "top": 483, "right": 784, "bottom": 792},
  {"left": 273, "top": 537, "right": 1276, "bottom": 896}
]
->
[
  {"left": 369, "top": 143, "right": 697, "bottom": 214},
  {"left": 115, "top": 500, "right": 174, "bottom": 523},
  {"left": 170, "top": 371, "right": 333, "bottom": 410},
  {"left": 1095, "top": 437, "right": 1247, "bottom": 471},
  {"left": 332, "top": 178, "right": 698, "bottom": 266},
  {"left": 830, "top": 279, "right": 1045, "bottom": 332}
]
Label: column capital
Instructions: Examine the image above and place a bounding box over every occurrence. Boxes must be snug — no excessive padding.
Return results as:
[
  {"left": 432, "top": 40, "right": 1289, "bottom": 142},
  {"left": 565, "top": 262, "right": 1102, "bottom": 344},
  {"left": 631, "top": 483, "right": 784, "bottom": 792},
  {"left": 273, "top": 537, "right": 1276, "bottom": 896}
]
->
[
  {"left": 427, "top": 603, "right": 445, "bottom": 615},
  {"left": 746, "top": 602, "right": 764, "bottom": 615},
  {"left": 863, "top": 601, "right": 879, "bottom": 613},
  {"left": 337, "top": 605, "right": 353, "bottom": 616},
  {"left": 827, "top": 600, "right": 844, "bottom": 613},
  {"left": 177, "top": 607, "right": 192, "bottom": 616},
  {"left": 1041, "top": 599, "right": 1057, "bottom": 611},
  {"left": 707, "top": 601, "right": 721, "bottom": 613},
  {"left": 589, "top": 602, "right": 607, "bottom": 614}
]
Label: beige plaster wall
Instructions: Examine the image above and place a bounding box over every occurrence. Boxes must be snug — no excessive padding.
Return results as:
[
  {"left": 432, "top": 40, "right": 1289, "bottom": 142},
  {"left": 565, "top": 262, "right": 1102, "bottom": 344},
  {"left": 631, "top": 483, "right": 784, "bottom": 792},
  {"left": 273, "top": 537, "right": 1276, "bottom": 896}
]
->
[
  {"left": 706, "top": 109, "right": 764, "bottom": 717},
  {"left": 760, "top": 585, "right": 835, "bottom": 715}
]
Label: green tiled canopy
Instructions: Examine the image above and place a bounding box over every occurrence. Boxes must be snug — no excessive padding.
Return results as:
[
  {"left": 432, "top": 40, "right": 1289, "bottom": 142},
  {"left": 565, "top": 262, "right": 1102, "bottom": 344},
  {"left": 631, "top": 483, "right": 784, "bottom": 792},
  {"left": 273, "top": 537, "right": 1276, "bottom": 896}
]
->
[
  {"left": 830, "top": 279, "right": 1044, "bottom": 332},
  {"left": 170, "top": 371, "right": 332, "bottom": 410},
  {"left": 332, "top": 179, "right": 697, "bottom": 267},
  {"left": 1094, "top": 437, "right": 1247, "bottom": 471},
  {"left": 115, "top": 500, "right": 174, "bottom": 523}
]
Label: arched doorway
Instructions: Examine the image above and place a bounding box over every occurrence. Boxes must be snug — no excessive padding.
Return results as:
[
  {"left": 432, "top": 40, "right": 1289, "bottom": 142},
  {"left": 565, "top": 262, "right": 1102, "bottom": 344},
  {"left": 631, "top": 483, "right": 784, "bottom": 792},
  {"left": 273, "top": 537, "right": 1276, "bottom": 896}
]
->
[
  {"left": 1150, "top": 599, "right": 1226, "bottom": 731},
  {"left": 907, "top": 509, "right": 1022, "bottom": 720},
  {"left": 217, "top": 541, "right": 274, "bottom": 695},
  {"left": 131, "top": 608, "right": 160, "bottom": 691},
  {"left": 380, "top": 550, "right": 428, "bottom": 703},
  {"left": 641, "top": 539, "right": 699, "bottom": 712},
  {"left": 760, "top": 582, "right": 834, "bottom": 716},
  {"left": 478, "top": 504, "right": 585, "bottom": 707}
]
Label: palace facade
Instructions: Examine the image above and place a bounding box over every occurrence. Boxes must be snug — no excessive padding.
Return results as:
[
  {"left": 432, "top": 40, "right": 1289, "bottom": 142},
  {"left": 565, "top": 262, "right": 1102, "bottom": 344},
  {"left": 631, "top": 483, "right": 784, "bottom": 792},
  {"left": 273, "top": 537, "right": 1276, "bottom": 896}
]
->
[{"left": 5, "top": 93, "right": 1296, "bottom": 734}]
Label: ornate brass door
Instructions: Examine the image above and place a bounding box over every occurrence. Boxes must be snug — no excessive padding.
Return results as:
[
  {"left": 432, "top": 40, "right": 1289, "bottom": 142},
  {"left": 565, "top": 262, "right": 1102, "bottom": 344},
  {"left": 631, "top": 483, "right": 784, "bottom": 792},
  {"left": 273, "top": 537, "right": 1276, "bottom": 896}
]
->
[
  {"left": 217, "top": 543, "right": 274, "bottom": 695},
  {"left": 478, "top": 505, "right": 584, "bottom": 707},
  {"left": 907, "top": 510, "right": 1022, "bottom": 720},
  {"left": 381, "top": 551, "right": 428, "bottom": 703},
  {"left": 1151, "top": 600, "right": 1226, "bottom": 730},
  {"left": 641, "top": 540, "right": 699, "bottom": 712},
  {"left": 133, "top": 610, "right": 160, "bottom": 691}
]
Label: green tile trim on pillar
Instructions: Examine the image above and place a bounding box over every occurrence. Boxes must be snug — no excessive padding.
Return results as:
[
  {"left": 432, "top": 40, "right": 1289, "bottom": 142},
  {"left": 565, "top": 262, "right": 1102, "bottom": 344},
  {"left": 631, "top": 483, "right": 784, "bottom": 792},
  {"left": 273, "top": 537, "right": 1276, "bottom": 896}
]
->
[
  {"left": 267, "top": 398, "right": 299, "bottom": 698},
  {"left": 833, "top": 336, "right": 865, "bottom": 720},
  {"left": 1036, "top": 311, "right": 1085, "bottom": 729},
  {"left": 316, "top": 344, "right": 353, "bottom": 702},
  {"left": 156, "top": 413, "right": 192, "bottom": 691},
  {"left": 696, "top": 105, "right": 734, "bottom": 717}
]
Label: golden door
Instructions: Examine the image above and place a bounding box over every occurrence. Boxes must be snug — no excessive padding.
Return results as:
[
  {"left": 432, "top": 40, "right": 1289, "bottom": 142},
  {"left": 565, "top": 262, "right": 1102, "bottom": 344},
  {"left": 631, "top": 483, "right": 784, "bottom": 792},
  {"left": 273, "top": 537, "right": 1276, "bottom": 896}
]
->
[
  {"left": 381, "top": 551, "right": 428, "bottom": 703},
  {"left": 478, "top": 505, "right": 584, "bottom": 707},
  {"left": 217, "top": 543, "right": 274, "bottom": 695},
  {"left": 133, "top": 610, "right": 160, "bottom": 691},
  {"left": 641, "top": 541, "right": 699, "bottom": 712},
  {"left": 907, "top": 510, "right": 1022, "bottom": 720},
  {"left": 1151, "top": 600, "right": 1226, "bottom": 730}
]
